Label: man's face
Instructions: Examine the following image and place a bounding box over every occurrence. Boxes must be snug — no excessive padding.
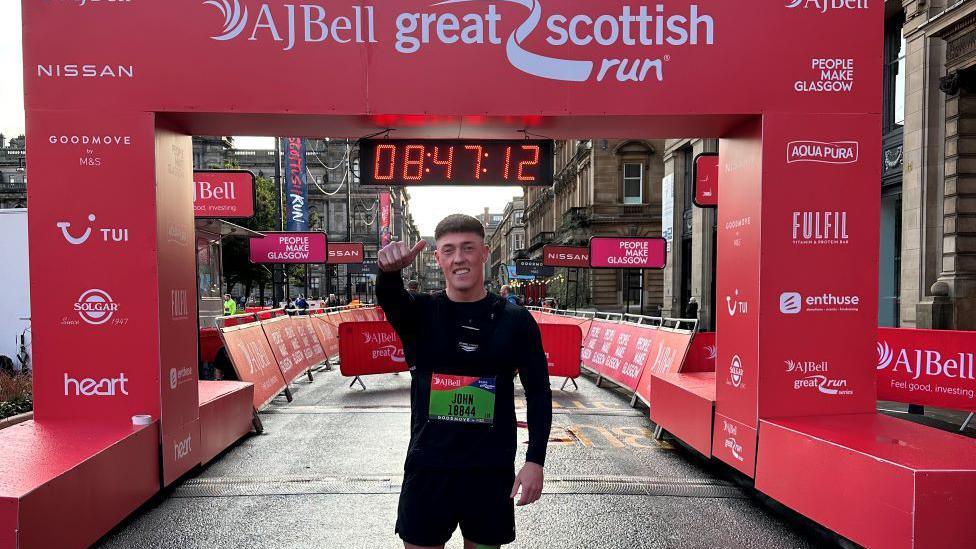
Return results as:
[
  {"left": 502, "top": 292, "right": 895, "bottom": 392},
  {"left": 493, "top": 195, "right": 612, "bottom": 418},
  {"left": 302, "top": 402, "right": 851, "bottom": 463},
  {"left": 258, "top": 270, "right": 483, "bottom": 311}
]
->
[
  {"left": 501, "top": 287, "right": 509, "bottom": 297},
  {"left": 434, "top": 232, "right": 488, "bottom": 292}
]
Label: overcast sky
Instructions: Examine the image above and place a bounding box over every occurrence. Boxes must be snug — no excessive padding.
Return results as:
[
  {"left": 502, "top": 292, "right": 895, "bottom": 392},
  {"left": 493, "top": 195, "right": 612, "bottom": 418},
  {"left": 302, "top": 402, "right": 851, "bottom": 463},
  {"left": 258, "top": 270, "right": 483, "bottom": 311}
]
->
[{"left": 0, "top": 3, "right": 521, "bottom": 235}]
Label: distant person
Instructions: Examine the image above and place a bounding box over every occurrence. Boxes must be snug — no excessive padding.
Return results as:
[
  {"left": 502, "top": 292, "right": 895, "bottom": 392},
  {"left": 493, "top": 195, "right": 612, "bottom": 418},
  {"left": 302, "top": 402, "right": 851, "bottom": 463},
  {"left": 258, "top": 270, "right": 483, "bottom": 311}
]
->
[
  {"left": 686, "top": 296, "right": 699, "bottom": 319},
  {"left": 327, "top": 293, "right": 340, "bottom": 307},
  {"left": 222, "top": 294, "right": 237, "bottom": 316},
  {"left": 296, "top": 294, "right": 309, "bottom": 311},
  {"left": 500, "top": 284, "right": 519, "bottom": 306}
]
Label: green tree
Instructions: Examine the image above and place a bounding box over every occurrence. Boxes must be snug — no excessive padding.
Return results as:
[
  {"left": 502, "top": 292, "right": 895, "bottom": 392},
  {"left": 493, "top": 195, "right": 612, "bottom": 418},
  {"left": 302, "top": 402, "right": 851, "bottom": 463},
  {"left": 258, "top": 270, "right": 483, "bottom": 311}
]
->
[{"left": 222, "top": 176, "right": 279, "bottom": 301}]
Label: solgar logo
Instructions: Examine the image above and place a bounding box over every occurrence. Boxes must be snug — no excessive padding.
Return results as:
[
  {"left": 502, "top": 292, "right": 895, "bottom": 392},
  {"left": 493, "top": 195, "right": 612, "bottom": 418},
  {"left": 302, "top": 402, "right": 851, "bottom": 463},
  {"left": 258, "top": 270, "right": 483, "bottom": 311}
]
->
[
  {"left": 74, "top": 289, "right": 119, "bottom": 325},
  {"left": 729, "top": 354, "right": 744, "bottom": 388},
  {"left": 204, "top": 1, "right": 716, "bottom": 85},
  {"left": 786, "top": 0, "right": 869, "bottom": 13},
  {"left": 37, "top": 64, "right": 134, "bottom": 78},
  {"left": 64, "top": 372, "right": 129, "bottom": 397},
  {"left": 787, "top": 141, "right": 859, "bottom": 164}
]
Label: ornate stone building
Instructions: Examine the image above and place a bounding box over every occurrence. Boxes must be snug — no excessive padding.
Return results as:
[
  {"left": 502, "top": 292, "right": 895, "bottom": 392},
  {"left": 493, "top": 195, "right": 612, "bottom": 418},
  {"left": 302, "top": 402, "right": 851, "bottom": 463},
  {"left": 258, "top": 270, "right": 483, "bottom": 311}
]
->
[
  {"left": 522, "top": 139, "right": 665, "bottom": 313},
  {"left": 0, "top": 135, "right": 27, "bottom": 210}
]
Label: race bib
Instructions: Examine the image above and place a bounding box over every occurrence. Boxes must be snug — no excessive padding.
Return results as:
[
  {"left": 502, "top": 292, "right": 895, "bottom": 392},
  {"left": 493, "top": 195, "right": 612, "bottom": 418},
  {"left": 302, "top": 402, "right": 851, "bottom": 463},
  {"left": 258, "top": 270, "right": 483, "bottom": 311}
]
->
[{"left": 429, "top": 373, "right": 496, "bottom": 425}]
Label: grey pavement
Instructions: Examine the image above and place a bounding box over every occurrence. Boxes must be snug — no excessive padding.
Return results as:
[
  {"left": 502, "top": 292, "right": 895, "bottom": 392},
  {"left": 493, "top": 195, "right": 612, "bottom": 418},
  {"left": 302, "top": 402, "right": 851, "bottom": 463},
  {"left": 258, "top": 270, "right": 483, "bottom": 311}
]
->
[{"left": 97, "top": 368, "right": 822, "bottom": 548}]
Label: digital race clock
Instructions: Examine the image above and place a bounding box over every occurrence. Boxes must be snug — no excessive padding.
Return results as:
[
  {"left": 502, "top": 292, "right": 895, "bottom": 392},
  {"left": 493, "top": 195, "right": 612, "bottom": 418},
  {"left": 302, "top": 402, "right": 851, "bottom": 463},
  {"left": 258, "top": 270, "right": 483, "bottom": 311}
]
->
[{"left": 360, "top": 139, "right": 554, "bottom": 186}]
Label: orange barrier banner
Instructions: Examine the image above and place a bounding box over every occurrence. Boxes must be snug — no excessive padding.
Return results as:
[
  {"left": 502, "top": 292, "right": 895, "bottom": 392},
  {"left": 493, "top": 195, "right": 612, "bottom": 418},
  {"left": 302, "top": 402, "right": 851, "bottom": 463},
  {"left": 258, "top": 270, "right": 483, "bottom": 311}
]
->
[
  {"left": 294, "top": 316, "right": 328, "bottom": 367},
  {"left": 310, "top": 313, "right": 340, "bottom": 359},
  {"left": 339, "top": 321, "right": 409, "bottom": 377},
  {"left": 635, "top": 329, "right": 695, "bottom": 405},
  {"left": 219, "top": 323, "right": 287, "bottom": 410},
  {"left": 260, "top": 316, "right": 312, "bottom": 385},
  {"left": 539, "top": 323, "right": 583, "bottom": 379}
]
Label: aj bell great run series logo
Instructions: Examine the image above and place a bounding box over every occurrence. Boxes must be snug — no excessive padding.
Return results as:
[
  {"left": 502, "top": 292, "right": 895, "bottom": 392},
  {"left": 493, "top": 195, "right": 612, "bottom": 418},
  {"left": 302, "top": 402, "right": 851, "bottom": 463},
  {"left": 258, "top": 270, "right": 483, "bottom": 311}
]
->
[{"left": 203, "top": 0, "right": 716, "bottom": 84}]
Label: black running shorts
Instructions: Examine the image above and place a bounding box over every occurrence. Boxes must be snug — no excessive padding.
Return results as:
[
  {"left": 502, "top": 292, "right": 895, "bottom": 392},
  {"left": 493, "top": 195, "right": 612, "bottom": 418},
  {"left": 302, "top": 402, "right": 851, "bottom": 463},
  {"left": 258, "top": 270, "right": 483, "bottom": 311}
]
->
[{"left": 396, "top": 466, "right": 516, "bottom": 547}]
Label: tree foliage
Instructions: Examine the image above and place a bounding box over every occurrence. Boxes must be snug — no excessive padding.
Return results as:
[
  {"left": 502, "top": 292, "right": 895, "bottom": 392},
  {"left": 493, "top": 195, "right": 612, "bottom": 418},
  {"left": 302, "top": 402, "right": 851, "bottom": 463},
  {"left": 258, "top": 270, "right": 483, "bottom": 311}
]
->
[{"left": 222, "top": 176, "right": 279, "bottom": 296}]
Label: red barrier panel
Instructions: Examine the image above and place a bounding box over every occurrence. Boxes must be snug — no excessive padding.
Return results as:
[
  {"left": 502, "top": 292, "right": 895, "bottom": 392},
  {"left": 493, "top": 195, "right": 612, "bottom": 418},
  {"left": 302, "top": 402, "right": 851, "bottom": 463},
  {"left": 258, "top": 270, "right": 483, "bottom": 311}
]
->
[
  {"left": 635, "top": 329, "right": 695, "bottom": 405},
  {"left": 294, "top": 316, "right": 328, "bottom": 367},
  {"left": 877, "top": 328, "right": 976, "bottom": 412},
  {"left": 596, "top": 323, "right": 656, "bottom": 393},
  {"left": 260, "top": 316, "right": 313, "bottom": 385},
  {"left": 339, "top": 321, "right": 410, "bottom": 377},
  {"left": 199, "top": 327, "right": 223, "bottom": 364},
  {"left": 219, "top": 323, "right": 287, "bottom": 410},
  {"left": 580, "top": 320, "right": 623, "bottom": 375},
  {"left": 539, "top": 323, "right": 583, "bottom": 379},
  {"left": 310, "top": 313, "right": 341, "bottom": 359},
  {"left": 682, "top": 332, "right": 717, "bottom": 373}
]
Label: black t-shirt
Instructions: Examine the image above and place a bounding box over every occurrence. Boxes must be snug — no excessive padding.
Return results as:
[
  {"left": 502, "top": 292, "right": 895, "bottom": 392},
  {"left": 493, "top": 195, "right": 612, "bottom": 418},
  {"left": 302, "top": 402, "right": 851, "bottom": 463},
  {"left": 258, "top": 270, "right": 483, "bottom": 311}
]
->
[{"left": 377, "top": 270, "right": 552, "bottom": 470}]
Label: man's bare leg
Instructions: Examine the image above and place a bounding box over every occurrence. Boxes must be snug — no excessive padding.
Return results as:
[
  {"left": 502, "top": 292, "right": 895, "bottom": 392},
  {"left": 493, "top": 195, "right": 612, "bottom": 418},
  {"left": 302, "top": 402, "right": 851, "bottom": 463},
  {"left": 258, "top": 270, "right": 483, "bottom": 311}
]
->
[{"left": 463, "top": 541, "right": 500, "bottom": 549}]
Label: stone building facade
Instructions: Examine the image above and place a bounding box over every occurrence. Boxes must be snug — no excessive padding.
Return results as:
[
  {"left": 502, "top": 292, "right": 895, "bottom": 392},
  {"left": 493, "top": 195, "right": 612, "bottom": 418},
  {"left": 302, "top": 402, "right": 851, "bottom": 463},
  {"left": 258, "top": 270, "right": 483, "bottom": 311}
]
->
[
  {"left": 522, "top": 139, "right": 665, "bottom": 313},
  {"left": 487, "top": 198, "right": 524, "bottom": 290},
  {"left": 193, "top": 136, "right": 420, "bottom": 299},
  {"left": 0, "top": 135, "right": 27, "bottom": 210}
]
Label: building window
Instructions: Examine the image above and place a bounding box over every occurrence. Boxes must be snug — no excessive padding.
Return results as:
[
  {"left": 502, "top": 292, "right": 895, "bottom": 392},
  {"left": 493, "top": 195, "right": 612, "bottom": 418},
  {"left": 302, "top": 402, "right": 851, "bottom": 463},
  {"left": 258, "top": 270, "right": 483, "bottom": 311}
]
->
[
  {"left": 623, "top": 163, "right": 643, "bottom": 204},
  {"left": 884, "top": 15, "right": 906, "bottom": 133},
  {"left": 511, "top": 233, "right": 524, "bottom": 254}
]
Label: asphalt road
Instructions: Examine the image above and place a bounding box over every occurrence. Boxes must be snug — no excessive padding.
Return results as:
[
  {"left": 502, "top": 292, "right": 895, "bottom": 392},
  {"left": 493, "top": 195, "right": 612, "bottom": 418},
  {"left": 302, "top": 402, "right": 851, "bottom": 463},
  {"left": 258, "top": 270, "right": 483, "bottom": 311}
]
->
[{"left": 97, "top": 368, "right": 823, "bottom": 549}]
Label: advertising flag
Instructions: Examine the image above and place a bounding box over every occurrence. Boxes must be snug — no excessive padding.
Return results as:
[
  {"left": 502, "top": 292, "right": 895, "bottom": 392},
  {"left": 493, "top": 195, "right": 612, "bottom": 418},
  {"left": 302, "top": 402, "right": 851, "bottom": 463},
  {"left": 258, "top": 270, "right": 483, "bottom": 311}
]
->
[{"left": 285, "top": 138, "right": 309, "bottom": 231}]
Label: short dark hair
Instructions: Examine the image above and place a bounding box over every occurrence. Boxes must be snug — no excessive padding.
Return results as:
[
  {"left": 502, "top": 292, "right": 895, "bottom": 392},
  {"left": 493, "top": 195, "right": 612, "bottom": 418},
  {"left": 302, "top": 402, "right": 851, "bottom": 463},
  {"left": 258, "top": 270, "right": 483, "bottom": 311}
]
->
[{"left": 435, "top": 214, "right": 485, "bottom": 241}]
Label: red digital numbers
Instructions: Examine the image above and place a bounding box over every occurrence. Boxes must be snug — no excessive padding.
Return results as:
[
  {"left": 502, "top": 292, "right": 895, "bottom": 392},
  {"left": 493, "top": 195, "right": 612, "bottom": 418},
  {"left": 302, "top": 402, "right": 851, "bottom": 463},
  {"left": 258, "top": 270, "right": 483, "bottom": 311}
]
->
[
  {"left": 374, "top": 144, "right": 396, "bottom": 181},
  {"left": 403, "top": 145, "right": 425, "bottom": 180},
  {"left": 518, "top": 145, "right": 541, "bottom": 182},
  {"left": 369, "top": 141, "right": 547, "bottom": 185},
  {"left": 432, "top": 146, "right": 454, "bottom": 179}
]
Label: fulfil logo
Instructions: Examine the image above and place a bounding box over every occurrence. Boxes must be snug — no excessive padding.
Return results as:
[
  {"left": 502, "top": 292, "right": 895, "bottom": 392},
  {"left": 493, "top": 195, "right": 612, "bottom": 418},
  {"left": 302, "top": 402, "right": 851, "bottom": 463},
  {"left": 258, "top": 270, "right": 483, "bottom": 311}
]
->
[
  {"left": 787, "top": 141, "right": 859, "bottom": 164},
  {"left": 203, "top": 1, "right": 716, "bottom": 84},
  {"left": 786, "top": 0, "right": 869, "bottom": 13}
]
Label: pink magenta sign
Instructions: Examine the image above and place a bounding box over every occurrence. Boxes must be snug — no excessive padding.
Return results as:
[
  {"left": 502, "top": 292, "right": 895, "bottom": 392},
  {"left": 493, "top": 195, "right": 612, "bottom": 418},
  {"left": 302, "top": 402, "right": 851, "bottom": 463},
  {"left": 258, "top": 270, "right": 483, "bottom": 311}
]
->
[
  {"left": 193, "top": 170, "right": 255, "bottom": 219},
  {"left": 694, "top": 154, "right": 719, "bottom": 208},
  {"left": 249, "top": 232, "right": 327, "bottom": 264},
  {"left": 589, "top": 237, "right": 667, "bottom": 269}
]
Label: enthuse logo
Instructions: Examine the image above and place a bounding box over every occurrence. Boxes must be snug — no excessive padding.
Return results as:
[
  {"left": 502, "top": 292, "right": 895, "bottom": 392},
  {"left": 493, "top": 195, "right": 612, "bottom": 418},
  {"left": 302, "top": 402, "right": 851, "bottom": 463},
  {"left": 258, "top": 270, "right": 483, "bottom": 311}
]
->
[
  {"left": 787, "top": 141, "right": 859, "bottom": 164},
  {"left": 780, "top": 292, "right": 860, "bottom": 314},
  {"left": 786, "top": 0, "right": 869, "bottom": 13}
]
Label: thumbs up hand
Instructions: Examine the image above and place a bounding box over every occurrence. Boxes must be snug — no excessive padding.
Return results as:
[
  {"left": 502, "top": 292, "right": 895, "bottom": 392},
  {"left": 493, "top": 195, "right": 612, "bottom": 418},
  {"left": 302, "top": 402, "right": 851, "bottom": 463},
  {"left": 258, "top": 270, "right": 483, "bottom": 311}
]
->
[{"left": 378, "top": 240, "right": 427, "bottom": 273}]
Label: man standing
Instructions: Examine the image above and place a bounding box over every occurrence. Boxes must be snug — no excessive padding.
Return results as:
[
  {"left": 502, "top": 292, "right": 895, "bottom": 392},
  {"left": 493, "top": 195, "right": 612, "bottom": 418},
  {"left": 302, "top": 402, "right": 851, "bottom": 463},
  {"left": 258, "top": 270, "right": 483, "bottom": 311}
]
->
[
  {"left": 378, "top": 214, "right": 552, "bottom": 549},
  {"left": 222, "top": 293, "right": 237, "bottom": 316}
]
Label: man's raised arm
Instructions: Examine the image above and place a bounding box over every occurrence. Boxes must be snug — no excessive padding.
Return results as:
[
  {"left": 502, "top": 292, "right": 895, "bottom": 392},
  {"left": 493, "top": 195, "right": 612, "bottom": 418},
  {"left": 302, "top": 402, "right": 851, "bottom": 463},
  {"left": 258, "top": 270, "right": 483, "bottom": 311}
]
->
[{"left": 376, "top": 240, "right": 427, "bottom": 336}]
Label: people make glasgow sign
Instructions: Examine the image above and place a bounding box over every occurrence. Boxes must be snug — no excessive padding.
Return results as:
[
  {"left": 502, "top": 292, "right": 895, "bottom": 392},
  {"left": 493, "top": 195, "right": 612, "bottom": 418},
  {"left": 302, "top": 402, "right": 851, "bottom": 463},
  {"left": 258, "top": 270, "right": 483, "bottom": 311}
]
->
[
  {"left": 249, "top": 232, "right": 328, "bottom": 264},
  {"left": 589, "top": 237, "right": 667, "bottom": 269},
  {"left": 193, "top": 170, "right": 256, "bottom": 219}
]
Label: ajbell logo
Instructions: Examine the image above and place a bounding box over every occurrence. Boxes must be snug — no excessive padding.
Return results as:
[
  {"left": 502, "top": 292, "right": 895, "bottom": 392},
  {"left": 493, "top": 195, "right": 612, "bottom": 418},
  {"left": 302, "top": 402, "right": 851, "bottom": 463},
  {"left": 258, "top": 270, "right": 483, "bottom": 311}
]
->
[{"left": 786, "top": 141, "right": 859, "bottom": 164}]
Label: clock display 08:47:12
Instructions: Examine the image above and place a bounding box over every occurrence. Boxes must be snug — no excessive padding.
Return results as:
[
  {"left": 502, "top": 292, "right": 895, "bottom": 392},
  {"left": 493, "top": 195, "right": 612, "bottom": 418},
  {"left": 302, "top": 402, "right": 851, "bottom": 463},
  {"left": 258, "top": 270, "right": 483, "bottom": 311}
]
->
[{"left": 366, "top": 140, "right": 551, "bottom": 186}]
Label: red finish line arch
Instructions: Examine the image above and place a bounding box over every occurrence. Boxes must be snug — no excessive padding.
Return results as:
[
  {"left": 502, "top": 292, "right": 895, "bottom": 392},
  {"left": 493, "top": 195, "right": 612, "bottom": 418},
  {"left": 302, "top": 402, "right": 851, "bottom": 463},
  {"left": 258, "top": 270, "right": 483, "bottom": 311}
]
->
[{"left": 14, "top": 1, "right": 942, "bottom": 548}]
